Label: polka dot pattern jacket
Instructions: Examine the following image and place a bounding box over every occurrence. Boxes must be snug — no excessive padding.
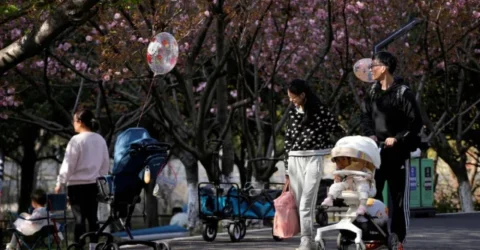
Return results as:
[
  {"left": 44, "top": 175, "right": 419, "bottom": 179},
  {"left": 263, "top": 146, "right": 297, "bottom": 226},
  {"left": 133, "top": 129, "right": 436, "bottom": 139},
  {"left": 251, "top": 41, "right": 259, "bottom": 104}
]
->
[{"left": 284, "top": 104, "right": 343, "bottom": 171}]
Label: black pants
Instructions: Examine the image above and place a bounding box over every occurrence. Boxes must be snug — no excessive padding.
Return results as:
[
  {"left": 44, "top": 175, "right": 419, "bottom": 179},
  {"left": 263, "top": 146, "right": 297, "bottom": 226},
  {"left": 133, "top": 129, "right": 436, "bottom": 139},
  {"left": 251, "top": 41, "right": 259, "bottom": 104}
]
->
[
  {"left": 374, "top": 157, "right": 410, "bottom": 243},
  {"left": 68, "top": 183, "right": 99, "bottom": 243}
]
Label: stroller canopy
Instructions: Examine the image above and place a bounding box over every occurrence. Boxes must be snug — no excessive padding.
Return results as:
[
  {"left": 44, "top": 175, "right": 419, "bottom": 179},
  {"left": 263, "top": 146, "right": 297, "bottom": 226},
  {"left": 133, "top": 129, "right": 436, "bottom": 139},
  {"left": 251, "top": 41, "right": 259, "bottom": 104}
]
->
[
  {"left": 114, "top": 127, "right": 151, "bottom": 170},
  {"left": 331, "top": 136, "right": 381, "bottom": 169}
]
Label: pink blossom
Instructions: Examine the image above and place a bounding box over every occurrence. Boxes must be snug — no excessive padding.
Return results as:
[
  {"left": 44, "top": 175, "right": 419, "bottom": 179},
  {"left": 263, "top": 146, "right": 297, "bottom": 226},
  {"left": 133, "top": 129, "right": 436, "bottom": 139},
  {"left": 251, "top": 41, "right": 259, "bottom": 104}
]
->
[
  {"left": 229, "top": 90, "right": 238, "bottom": 98},
  {"left": 195, "top": 82, "right": 207, "bottom": 92},
  {"left": 7, "top": 88, "right": 15, "bottom": 94},
  {"left": 0, "top": 114, "right": 8, "bottom": 120},
  {"left": 130, "top": 35, "right": 137, "bottom": 41},
  {"left": 474, "top": 49, "right": 480, "bottom": 54},
  {"left": 356, "top": 1, "right": 365, "bottom": 9},
  {"left": 122, "top": 68, "right": 129, "bottom": 73},
  {"left": 138, "top": 37, "right": 144, "bottom": 43},
  {"left": 108, "top": 21, "right": 117, "bottom": 29},
  {"left": 10, "top": 28, "right": 21, "bottom": 39},
  {"left": 436, "top": 61, "right": 445, "bottom": 70},
  {"left": 345, "top": 4, "right": 358, "bottom": 14},
  {"left": 86, "top": 35, "right": 93, "bottom": 42},
  {"left": 36, "top": 61, "right": 44, "bottom": 68},
  {"left": 16, "top": 64, "right": 24, "bottom": 70},
  {"left": 473, "top": 11, "right": 480, "bottom": 19},
  {"left": 63, "top": 42, "right": 72, "bottom": 51},
  {"left": 115, "top": 71, "right": 121, "bottom": 76},
  {"left": 103, "top": 74, "right": 111, "bottom": 81},
  {"left": 204, "top": 11, "right": 210, "bottom": 17},
  {"left": 114, "top": 13, "right": 121, "bottom": 20}
]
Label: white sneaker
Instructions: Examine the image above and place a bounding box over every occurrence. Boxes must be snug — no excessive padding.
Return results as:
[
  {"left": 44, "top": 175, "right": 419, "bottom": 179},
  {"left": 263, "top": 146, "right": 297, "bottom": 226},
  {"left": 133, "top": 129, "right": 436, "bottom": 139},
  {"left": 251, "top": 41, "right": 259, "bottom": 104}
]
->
[
  {"left": 296, "top": 236, "right": 315, "bottom": 250},
  {"left": 5, "top": 243, "right": 17, "bottom": 250}
]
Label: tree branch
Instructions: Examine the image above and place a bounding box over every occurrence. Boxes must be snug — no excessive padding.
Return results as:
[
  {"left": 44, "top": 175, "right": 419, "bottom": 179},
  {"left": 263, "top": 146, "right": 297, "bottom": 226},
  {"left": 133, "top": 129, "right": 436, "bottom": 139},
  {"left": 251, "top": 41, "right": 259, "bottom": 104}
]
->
[
  {"left": 195, "top": 48, "right": 232, "bottom": 153},
  {"left": 14, "top": 68, "right": 72, "bottom": 122},
  {"left": 0, "top": 0, "right": 101, "bottom": 75}
]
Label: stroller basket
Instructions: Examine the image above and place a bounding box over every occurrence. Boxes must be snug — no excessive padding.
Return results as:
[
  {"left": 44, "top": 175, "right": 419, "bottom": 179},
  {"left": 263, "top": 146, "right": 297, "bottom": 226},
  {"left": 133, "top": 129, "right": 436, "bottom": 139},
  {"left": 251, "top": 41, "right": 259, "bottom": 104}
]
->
[{"left": 198, "top": 183, "right": 282, "bottom": 220}]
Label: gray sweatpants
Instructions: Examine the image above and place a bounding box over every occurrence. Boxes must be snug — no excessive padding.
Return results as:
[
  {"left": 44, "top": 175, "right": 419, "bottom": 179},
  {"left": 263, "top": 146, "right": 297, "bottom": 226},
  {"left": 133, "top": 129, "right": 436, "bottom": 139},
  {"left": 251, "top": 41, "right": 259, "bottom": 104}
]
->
[{"left": 288, "top": 149, "right": 330, "bottom": 238}]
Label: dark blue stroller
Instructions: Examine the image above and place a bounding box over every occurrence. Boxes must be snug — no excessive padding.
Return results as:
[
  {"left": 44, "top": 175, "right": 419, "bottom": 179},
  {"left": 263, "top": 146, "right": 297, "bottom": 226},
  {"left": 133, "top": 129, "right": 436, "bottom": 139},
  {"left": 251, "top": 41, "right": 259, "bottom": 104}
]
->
[{"left": 67, "top": 128, "right": 171, "bottom": 250}]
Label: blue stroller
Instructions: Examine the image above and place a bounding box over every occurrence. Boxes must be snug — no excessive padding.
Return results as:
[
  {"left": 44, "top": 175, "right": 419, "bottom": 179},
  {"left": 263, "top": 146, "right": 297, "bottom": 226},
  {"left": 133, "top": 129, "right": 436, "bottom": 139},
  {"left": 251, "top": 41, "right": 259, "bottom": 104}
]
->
[{"left": 67, "top": 128, "right": 171, "bottom": 250}]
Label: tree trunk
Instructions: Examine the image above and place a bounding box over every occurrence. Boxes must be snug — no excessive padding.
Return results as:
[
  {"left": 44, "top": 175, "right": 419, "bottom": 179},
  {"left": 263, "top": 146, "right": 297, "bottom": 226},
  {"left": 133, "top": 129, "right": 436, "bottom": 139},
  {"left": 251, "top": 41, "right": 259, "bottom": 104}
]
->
[
  {"left": 453, "top": 156, "right": 474, "bottom": 212},
  {"left": 215, "top": 0, "right": 235, "bottom": 183},
  {"left": 18, "top": 128, "right": 39, "bottom": 212},
  {"left": 438, "top": 146, "right": 475, "bottom": 212},
  {"left": 458, "top": 178, "right": 474, "bottom": 212}
]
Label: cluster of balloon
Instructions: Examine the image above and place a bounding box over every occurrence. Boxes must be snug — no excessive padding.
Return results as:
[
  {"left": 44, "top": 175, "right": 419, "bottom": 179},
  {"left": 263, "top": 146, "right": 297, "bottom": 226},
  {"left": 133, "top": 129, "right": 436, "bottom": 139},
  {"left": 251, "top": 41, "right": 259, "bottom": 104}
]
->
[
  {"left": 353, "top": 58, "right": 374, "bottom": 83},
  {"left": 146, "top": 32, "right": 179, "bottom": 75}
]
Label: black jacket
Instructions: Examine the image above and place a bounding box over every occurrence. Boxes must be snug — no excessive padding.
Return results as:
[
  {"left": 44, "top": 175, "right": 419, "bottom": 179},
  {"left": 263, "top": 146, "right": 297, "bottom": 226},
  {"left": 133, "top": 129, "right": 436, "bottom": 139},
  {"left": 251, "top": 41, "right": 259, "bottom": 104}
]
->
[
  {"left": 284, "top": 103, "right": 343, "bottom": 170},
  {"left": 360, "top": 78, "right": 422, "bottom": 162}
]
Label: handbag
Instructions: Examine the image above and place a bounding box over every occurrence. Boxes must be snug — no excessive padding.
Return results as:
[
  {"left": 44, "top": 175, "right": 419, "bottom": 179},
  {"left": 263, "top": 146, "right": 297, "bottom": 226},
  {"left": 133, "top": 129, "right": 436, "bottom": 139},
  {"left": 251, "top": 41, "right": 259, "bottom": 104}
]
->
[{"left": 273, "top": 178, "right": 300, "bottom": 238}]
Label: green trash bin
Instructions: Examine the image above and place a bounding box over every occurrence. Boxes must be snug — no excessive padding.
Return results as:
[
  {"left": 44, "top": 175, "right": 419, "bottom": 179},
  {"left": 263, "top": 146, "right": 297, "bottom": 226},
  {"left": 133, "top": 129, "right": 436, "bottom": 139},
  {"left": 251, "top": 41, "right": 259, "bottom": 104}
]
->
[
  {"left": 409, "top": 158, "right": 421, "bottom": 208},
  {"left": 381, "top": 157, "right": 436, "bottom": 217},
  {"left": 420, "top": 159, "right": 435, "bottom": 210}
]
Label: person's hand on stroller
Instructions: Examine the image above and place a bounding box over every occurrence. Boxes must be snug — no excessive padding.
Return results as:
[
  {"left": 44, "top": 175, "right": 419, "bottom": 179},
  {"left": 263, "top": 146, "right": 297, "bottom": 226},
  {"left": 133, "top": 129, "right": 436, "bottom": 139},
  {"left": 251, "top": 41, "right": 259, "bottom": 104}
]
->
[{"left": 384, "top": 137, "right": 397, "bottom": 147}]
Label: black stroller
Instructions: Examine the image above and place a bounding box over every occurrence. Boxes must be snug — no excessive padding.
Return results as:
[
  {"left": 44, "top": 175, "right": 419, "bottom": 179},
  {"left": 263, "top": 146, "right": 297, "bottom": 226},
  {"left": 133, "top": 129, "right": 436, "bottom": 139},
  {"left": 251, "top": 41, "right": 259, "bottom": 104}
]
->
[{"left": 67, "top": 128, "right": 171, "bottom": 250}]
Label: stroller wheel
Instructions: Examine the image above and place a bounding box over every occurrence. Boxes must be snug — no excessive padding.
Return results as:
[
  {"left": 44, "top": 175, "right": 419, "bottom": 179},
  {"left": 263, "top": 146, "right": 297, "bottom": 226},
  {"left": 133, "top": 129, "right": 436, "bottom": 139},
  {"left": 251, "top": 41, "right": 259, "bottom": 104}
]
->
[
  {"left": 238, "top": 220, "right": 247, "bottom": 240},
  {"left": 316, "top": 239, "right": 327, "bottom": 250},
  {"left": 157, "top": 241, "right": 170, "bottom": 250},
  {"left": 316, "top": 210, "right": 329, "bottom": 226},
  {"left": 271, "top": 227, "right": 283, "bottom": 241},
  {"left": 95, "top": 243, "right": 118, "bottom": 250},
  {"left": 336, "top": 233, "right": 350, "bottom": 250},
  {"left": 387, "top": 233, "right": 400, "bottom": 250},
  {"left": 202, "top": 222, "right": 218, "bottom": 242},
  {"left": 67, "top": 243, "right": 83, "bottom": 250},
  {"left": 228, "top": 223, "right": 242, "bottom": 242},
  {"left": 355, "top": 243, "right": 366, "bottom": 250}
]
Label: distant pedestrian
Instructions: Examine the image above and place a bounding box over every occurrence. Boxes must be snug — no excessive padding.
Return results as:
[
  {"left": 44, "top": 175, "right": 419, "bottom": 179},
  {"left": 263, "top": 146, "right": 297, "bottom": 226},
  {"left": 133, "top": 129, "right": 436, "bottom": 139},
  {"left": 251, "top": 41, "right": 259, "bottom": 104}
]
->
[{"left": 55, "top": 109, "right": 110, "bottom": 243}]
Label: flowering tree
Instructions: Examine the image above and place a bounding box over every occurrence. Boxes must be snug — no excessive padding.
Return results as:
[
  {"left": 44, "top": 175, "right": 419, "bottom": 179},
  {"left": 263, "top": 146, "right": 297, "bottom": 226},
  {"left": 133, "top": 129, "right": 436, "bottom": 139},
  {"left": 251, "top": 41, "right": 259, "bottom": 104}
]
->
[{"left": 1, "top": 0, "right": 479, "bottom": 221}]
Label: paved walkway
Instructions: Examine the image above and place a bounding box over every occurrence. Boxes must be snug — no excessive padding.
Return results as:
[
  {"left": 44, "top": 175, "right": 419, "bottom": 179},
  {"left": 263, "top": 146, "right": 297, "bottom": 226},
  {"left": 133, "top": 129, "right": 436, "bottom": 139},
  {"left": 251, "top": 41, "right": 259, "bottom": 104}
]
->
[{"left": 163, "top": 212, "right": 480, "bottom": 249}]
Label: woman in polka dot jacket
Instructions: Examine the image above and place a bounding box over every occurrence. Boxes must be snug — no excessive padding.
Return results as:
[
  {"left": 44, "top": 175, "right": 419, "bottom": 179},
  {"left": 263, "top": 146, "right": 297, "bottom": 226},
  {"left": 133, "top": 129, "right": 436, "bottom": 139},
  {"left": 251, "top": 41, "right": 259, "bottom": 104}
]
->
[{"left": 284, "top": 79, "right": 344, "bottom": 250}]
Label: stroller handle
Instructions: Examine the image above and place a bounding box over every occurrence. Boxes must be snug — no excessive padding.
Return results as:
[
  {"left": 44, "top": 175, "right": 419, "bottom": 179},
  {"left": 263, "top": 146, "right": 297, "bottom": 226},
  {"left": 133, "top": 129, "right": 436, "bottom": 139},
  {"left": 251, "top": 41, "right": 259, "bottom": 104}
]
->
[{"left": 333, "top": 170, "right": 372, "bottom": 178}]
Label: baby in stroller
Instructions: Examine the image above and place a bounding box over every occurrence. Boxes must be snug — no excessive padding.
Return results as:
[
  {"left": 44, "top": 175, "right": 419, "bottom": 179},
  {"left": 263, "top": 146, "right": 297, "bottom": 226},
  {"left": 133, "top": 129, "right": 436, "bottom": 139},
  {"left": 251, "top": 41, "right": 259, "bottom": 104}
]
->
[
  {"left": 315, "top": 136, "right": 400, "bottom": 250},
  {"left": 320, "top": 136, "right": 378, "bottom": 215}
]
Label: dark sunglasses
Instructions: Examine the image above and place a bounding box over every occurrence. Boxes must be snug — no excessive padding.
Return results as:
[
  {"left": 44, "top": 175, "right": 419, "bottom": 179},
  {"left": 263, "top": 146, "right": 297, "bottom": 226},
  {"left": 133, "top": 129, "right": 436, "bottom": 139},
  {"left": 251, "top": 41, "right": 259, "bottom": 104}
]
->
[{"left": 368, "top": 63, "right": 385, "bottom": 70}]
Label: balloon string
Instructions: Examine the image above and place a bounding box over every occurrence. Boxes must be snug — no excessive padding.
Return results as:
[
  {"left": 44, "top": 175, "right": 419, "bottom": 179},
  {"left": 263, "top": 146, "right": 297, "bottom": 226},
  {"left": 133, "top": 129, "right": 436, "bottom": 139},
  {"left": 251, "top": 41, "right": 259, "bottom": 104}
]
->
[{"left": 137, "top": 76, "right": 156, "bottom": 127}]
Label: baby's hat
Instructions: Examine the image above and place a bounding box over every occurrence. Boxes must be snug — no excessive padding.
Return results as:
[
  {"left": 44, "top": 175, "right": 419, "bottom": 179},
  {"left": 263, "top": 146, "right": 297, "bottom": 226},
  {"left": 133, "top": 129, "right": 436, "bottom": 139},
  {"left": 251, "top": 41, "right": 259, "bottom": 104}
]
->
[{"left": 331, "top": 136, "right": 381, "bottom": 169}]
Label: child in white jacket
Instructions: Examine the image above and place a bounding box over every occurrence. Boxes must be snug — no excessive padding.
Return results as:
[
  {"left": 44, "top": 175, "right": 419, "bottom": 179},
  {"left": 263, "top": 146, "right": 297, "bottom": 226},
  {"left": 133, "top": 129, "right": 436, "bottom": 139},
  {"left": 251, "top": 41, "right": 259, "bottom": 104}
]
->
[{"left": 6, "top": 189, "right": 50, "bottom": 250}]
